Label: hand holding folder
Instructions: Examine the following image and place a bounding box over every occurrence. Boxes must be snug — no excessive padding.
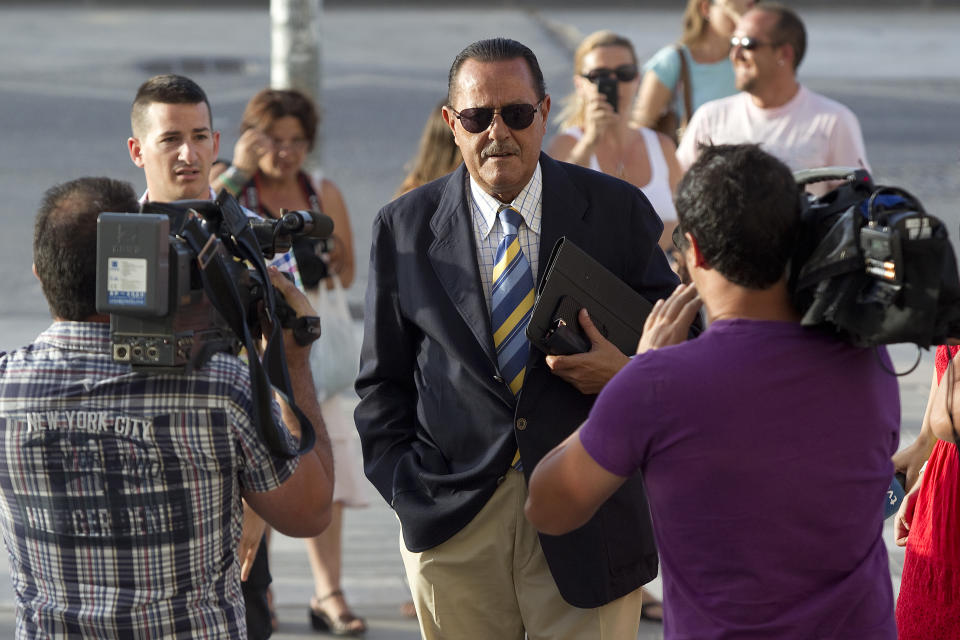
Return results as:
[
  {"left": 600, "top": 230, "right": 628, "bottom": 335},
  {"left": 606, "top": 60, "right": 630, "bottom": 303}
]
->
[{"left": 525, "top": 237, "right": 655, "bottom": 357}]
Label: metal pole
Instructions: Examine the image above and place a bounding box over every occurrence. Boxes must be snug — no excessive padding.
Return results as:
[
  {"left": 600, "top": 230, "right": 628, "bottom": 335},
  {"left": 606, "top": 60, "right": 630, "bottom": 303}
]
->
[{"left": 270, "top": 0, "right": 323, "bottom": 169}]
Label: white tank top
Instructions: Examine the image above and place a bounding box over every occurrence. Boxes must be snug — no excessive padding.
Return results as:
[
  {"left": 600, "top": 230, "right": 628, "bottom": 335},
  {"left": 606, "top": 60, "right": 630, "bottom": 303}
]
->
[{"left": 558, "top": 126, "right": 677, "bottom": 222}]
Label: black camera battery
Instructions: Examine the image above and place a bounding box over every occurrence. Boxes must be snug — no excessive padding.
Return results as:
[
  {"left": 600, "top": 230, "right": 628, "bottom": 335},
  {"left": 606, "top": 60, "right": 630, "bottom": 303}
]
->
[{"left": 96, "top": 213, "right": 171, "bottom": 316}]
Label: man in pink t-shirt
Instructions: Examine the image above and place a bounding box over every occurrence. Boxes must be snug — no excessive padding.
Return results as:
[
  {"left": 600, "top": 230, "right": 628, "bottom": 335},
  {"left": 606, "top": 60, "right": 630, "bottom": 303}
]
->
[{"left": 677, "top": 3, "right": 868, "bottom": 195}]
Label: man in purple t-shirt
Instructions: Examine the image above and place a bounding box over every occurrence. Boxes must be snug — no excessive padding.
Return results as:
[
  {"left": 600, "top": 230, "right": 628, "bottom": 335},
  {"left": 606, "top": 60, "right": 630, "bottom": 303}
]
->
[{"left": 526, "top": 144, "right": 898, "bottom": 639}]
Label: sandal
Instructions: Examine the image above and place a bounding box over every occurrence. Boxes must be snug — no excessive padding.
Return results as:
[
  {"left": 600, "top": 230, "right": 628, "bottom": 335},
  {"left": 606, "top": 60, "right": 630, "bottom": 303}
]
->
[{"left": 308, "top": 590, "right": 367, "bottom": 636}]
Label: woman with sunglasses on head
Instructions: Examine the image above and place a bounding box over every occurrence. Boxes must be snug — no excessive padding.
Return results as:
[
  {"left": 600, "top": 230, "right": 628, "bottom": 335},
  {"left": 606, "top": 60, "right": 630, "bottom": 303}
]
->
[
  {"left": 212, "top": 88, "right": 368, "bottom": 637},
  {"left": 549, "top": 30, "right": 682, "bottom": 255},
  {"left": 631, "top": 0, "right": 755, "bottom": 138}
]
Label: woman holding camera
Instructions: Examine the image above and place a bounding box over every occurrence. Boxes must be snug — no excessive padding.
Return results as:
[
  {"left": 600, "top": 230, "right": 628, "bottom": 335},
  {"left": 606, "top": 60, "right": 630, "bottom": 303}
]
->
[
  {"left": 212, "top": 88, "right": 368, "bottom": 637},
  {"left": 549, "top": 30, "right": 681, "bottom": 253}
]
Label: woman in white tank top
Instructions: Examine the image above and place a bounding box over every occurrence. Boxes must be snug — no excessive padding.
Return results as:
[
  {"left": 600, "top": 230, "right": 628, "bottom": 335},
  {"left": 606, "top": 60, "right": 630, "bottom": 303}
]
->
[{"left": 548, "top": 30, "right": 683, "bottom": 254}]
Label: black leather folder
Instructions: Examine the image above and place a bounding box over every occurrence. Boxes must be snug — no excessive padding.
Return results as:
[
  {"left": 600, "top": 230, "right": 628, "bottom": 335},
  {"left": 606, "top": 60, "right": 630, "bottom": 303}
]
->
[{"left": 525, "top": 237, "right": 654, "bottom": 356}]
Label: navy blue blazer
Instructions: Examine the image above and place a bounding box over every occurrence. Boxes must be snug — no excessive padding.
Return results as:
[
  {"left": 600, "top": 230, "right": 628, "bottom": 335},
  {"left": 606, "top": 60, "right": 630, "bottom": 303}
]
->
[{"left": 355, "top": 153, "right": 679, "bottom": 608}]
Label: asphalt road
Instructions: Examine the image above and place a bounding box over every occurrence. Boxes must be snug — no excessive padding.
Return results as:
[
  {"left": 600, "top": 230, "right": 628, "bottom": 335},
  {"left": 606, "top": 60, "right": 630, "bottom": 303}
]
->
[{"left": 0, "top": 5, "right": 956, "bottom": 639}]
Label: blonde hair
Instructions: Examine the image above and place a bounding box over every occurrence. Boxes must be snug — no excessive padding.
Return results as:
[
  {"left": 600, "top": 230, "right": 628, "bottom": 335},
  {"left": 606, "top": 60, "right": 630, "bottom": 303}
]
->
[
  {"left": 556, "top": 30, "right": 638, "bottom": 131},
  {"left": 681, "top": 0, "right": 710, "bottom": 46},
  {"left": 396, "top": 100, "right": 462, "bottom": 197}
]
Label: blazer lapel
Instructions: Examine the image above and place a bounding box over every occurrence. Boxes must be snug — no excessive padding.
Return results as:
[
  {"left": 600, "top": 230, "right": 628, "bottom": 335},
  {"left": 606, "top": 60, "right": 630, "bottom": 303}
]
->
[
  {"left": 428, "top": 167, "right": 501, "bottom": 372},
  {"left": 537, "top": 153, "right": 589, "bottom": 289}
]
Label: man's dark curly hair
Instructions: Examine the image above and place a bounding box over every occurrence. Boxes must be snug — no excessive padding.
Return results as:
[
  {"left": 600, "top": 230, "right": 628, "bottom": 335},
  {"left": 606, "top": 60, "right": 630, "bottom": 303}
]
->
[
  {"left": 675, "top": 144, "right": 801, "bottom": 289},
  {"left": 34, "top": 177, "right": 139, "bottom": 320}
]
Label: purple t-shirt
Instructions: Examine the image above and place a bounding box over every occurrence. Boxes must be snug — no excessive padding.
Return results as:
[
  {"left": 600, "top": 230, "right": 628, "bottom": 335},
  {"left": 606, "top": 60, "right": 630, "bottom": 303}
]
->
[{"left": 581, "top": 319, "right": 898, "bottom": 639}]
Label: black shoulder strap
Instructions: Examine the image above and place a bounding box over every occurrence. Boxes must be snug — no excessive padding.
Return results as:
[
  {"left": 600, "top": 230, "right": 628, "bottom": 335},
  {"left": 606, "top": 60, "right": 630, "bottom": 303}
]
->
[
  {"left": 673, "top": 45, "right": 693, "bottom": 126},
  {"left": 179, "top": 203, "right": 316, "bottom": 458},
  {"left": 299, "top": 171, "right": 323, "bottom": 212}
]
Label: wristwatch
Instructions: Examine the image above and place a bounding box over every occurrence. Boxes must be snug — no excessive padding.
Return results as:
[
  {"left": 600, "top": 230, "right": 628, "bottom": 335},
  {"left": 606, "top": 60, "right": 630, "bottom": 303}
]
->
[{"left": 292, "top": 315, "right": 322, "bottom": 346}]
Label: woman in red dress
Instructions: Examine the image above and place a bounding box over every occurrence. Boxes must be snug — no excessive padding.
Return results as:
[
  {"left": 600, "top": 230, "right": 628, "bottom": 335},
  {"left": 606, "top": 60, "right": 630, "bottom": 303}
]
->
[{"left": 895, "top": 345, "right": 960, "bottom": 638}]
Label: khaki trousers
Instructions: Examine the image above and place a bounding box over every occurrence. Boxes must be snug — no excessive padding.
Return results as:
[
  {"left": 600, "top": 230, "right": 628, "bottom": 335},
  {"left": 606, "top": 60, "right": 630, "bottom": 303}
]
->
[{"left": 399, "top": 469, "right": 643, "bottom": 639}]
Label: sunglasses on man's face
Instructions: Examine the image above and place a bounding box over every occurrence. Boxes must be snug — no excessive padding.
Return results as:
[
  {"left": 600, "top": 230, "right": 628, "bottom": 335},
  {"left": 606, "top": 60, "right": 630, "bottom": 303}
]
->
[
  {"left": 450, "top": 102, "right": 543, "bottom": 134},
  {"left": 730, "top": 35, "right": 778, "bottom": 52},
  {"left": 582, "top": 64, "right": 639, "bottom": 83}
]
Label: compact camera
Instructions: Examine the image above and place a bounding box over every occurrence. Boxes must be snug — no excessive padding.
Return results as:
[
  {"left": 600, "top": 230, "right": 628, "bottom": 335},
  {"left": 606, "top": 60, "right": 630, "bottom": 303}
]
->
[{"left": 595, "top": 76, "right": 619, "bottom": 112}]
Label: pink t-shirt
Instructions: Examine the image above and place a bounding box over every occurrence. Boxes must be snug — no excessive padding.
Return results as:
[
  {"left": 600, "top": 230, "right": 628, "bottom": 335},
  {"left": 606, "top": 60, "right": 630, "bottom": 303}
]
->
[{"left": 677, "top": 86, "right": 869, "bottom": 195}]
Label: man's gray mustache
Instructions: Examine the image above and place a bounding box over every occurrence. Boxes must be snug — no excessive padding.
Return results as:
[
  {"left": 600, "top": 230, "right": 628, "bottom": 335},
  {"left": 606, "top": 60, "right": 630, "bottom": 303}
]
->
[{"left": 482, "top": 144, "right": 520, "bottom": 159}]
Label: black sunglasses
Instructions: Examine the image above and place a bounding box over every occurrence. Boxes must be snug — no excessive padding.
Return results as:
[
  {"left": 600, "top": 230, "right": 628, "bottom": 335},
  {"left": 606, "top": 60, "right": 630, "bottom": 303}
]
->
[
  {"left": 451, "top": 102, "right": 543, "bottom": 134},
  {"left": 582, "top": 64, "right": 639, "bottom": 83},
  {"left": 730, "top": 36, "right": 779, "bottom": 52}
]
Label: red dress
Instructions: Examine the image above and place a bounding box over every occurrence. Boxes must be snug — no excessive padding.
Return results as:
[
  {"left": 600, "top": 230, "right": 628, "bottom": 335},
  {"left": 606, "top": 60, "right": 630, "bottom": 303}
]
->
[{"left": 897, "top": 345, "right": 960, "bottom": 638}]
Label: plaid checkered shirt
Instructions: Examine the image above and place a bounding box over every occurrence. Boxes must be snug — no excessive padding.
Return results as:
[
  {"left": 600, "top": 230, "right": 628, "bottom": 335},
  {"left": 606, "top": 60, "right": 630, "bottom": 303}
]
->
[{"left": 0, "top": 322, "right": 300, "bottom": 639}]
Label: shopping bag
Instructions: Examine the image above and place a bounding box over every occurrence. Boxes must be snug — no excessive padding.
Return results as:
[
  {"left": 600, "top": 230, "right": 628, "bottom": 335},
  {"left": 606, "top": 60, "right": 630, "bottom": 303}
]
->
[{"left": 308, "top": 275, "right": 361, "bottom": 402}]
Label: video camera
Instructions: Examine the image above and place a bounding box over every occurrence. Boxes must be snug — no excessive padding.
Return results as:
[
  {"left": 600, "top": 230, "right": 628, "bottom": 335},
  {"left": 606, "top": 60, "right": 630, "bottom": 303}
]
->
[
  {"left": 790, "top": 167, "right": 960, "bottom": 353},
  {"left": 94, "top": 190, "right": 333, "bottom": 456},
  {"left": 95, "top": 190, "right": 331, "bottom": 371}
]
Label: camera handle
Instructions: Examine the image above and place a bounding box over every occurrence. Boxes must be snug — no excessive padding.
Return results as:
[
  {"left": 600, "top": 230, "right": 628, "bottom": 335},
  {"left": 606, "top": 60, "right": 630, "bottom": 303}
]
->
[{"left": 793, "top": 166, "right": 872, "bottom": 188}]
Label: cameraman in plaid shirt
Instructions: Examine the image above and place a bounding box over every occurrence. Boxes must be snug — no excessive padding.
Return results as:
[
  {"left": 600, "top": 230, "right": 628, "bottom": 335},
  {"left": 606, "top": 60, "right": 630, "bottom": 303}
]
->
[{"left": 0, "top": 176, "right": 334, "bottom": 639}]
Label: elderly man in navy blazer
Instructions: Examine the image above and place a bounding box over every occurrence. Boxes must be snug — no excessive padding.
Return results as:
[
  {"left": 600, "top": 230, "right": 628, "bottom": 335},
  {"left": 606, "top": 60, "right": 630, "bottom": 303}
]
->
[{"left": 355, "top": 37, "right": 679, "bottom": 639}]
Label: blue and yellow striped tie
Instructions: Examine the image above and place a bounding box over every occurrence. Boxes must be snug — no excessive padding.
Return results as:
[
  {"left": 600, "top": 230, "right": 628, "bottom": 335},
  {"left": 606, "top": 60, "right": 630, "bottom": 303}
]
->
[{"left": 491, "top": 206, "right": 535, "bottom": 396}]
